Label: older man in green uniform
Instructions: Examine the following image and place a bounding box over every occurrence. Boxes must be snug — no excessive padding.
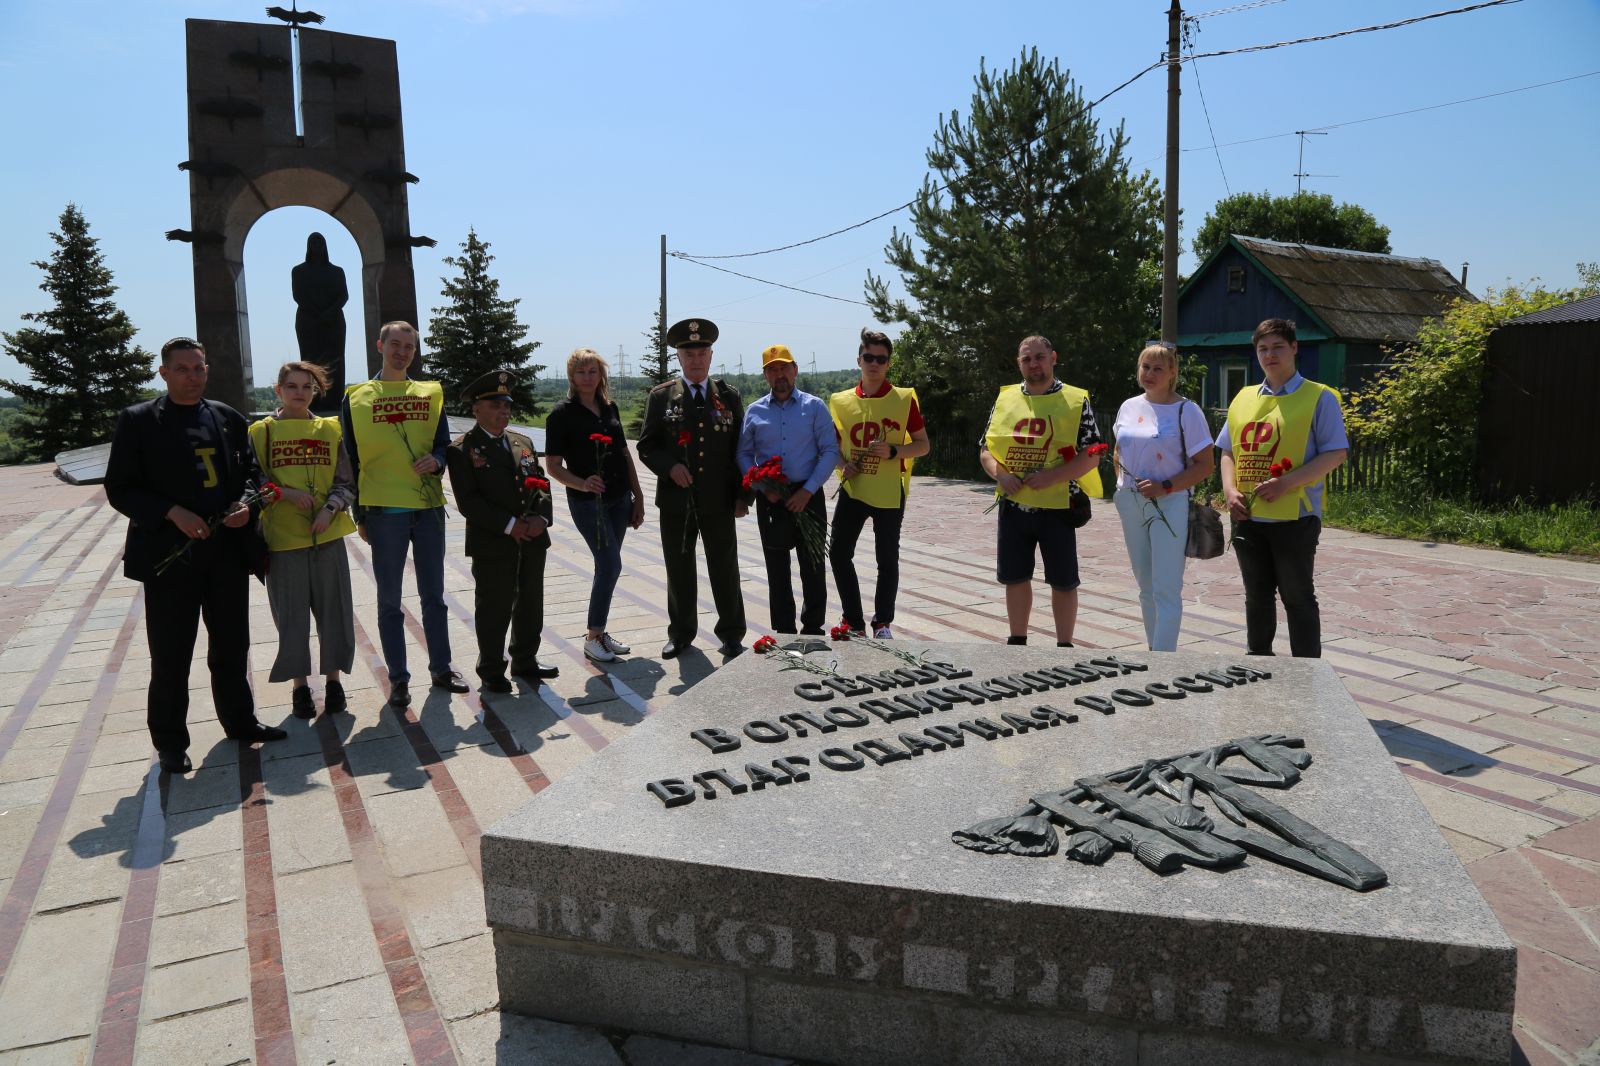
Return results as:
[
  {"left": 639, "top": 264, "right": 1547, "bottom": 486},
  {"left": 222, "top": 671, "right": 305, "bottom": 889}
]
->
[
  {"left": 637, "top": 318, "right": 749, "bottom": 658},
  {"left": 444, "top": 371, "right": 559, "bottom": 693}
]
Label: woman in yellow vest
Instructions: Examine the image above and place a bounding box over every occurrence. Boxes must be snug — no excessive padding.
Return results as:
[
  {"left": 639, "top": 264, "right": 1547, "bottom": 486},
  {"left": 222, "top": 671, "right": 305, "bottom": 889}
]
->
[
  {"left": 978, "top": 335, "right": 1105, "bottom": 648},
  {"left": 827, "top": 329, "right": 930, "bottom": 639},
  {"left": 249, "top": 361, "right": 358, "bottom": 718},
  {"left": 1217, "top": 319, "right": 1349, "bottom": 658}
]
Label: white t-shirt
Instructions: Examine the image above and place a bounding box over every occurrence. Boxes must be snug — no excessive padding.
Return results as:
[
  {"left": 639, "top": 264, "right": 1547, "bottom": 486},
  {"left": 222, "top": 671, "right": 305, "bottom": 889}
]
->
[{"left": 1112, "top": 396, "right": 1212, "bottom": 491}]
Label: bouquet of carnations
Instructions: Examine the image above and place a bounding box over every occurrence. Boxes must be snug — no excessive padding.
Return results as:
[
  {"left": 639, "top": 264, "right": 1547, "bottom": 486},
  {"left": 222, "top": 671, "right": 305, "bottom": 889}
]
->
[
  {"left": 743, "top": 454, "right": 827, "bottom": 564},
  {"left": 156, "top": 481, "right": 283, "bottom": 575},
  {"left": 986, "top": 442, "right": 1107, "bottom": 514}
]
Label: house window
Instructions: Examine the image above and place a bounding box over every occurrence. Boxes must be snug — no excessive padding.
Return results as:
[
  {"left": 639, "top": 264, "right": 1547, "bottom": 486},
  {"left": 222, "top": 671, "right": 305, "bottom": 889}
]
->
[
  {"left": 1220, "top": 362, "right": 1248, "bottom": 404},
  {"left": 1227, "top": 267, "right": 1247, "bottom": 293}
]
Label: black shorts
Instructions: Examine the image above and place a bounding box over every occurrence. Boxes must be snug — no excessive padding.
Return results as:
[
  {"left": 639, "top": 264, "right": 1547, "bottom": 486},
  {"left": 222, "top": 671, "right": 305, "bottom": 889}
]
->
[{"left": 995, "top": 500, "right": 1080, "bottom": 589}]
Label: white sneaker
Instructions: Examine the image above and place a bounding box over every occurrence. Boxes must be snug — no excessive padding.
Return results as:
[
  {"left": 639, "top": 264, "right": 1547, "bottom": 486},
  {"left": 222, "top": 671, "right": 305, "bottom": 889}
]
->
[
  {"left": 600, "top": 632, "right": 631, "bottom": 655},
  {"left": 872, "top": 623, "right": 893, "bottom": 639},
  {"left": 583, "top": 637, "right": 616, "bottom": 663}
]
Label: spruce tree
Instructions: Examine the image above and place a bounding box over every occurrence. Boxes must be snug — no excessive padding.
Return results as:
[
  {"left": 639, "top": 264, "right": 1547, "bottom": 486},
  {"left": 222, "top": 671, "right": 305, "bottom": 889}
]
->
[
  {"left": 425, "top": 228, "right": 543, "bottom": 414},
  {"left": 627, "top": 312, "right": 669, "bottom": 436},
  {"left": 865, "top": 49, "right": 1162, "bottom": 474},
  {"left": 1, "top": 204, "right": 155, "bottom": 462}
]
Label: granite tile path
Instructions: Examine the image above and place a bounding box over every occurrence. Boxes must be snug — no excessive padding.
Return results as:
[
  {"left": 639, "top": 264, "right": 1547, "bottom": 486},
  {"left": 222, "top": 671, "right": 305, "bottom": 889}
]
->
[{"left": 0, "top": 459, "right": 1595, "bottom": 1064}]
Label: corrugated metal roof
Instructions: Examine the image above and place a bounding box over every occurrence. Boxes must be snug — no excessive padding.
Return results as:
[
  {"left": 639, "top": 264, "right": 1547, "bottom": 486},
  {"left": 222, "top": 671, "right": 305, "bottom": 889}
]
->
[
  {"left": 1234, "top": 236, "right": 1474, "bottom": 343},
  {"left": 1503, "top": 293, "right": 1600, "bottom": 327}
]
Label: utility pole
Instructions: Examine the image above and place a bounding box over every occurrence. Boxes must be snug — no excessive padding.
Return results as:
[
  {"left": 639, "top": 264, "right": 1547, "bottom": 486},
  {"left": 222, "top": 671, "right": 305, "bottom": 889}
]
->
[
  {"left": 616, "top": 344, "right": 627, "bottom": 381},
  {"left": 1161, "top": 0, "right": 1182, "bottom": 344},
  {"left": 658, "top": 234, "right": 667, "bottom": 374}
]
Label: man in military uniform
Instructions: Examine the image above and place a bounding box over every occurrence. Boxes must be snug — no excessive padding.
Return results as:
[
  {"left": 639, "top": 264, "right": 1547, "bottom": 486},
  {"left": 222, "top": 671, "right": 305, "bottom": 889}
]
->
[
  {"left": 636, "top": 318, "right": 749, "bottom": 658},
  {"left": 444, "top": 371, "right": 560, "bottom": 693}
]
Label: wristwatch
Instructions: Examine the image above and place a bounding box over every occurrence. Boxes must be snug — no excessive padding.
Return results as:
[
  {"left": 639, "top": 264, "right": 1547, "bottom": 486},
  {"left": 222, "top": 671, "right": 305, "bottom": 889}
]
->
[
  {"left": 888, "top": 445, "right": 899, "bottom": 460},
  {"left": 1160, "top": 479, "right": 1173, "bottom": 494}
]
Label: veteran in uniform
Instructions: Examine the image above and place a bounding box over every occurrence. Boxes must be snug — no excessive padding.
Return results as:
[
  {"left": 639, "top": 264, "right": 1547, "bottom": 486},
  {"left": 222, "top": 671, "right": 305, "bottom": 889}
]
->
[
  {"left": 636, "top": 318, "right": 749, "bottom": 658},
  {"left": 444, "top": 371, "right": 560, "bottom": 693}
]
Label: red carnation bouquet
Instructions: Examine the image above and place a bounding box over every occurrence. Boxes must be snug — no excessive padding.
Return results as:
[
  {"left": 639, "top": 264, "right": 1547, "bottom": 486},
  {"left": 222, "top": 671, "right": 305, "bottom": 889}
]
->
[
  {"left": 588, "top": 432, "right": 614, "bottom": 546},
  {"left": 156, "top": 481, "right": 283, "bottom": 575},
  {"left": 744, "top": 454, "right": 827, "bottom": 564},
  {"left": 986, "top": 442, "right": 1107, "bottom": 514},
  {"left": 675, "top": 429, "right": 699, "bottom": 551},
  {"left": 1244, "top": 457, "right": 1293, "bottom": 512}
]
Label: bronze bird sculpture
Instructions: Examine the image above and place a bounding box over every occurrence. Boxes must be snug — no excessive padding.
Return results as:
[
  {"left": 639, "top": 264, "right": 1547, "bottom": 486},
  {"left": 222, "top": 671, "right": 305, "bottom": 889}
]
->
[
  {"left": 265, "top": 6, "right": 325, "bottom": 25},
  {"left": 165, "top": 229, "right": 226, "bottom": 245}
]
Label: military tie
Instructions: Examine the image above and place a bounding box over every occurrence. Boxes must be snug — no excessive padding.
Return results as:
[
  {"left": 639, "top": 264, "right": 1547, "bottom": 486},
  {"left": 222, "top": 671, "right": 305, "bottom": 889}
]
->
[{"left": 691, "top": 384, "right": 706, "bottom": 408}]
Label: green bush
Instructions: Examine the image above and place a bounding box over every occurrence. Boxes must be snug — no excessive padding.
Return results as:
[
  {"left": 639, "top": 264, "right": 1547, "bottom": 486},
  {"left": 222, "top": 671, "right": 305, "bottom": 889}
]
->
[{"left": 1325, "top": 485, "right": 1600, "bottom": 557}]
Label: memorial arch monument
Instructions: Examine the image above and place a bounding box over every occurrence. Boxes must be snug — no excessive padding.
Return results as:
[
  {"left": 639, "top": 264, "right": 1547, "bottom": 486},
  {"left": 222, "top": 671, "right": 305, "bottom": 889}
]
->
[{"left": 175, "top": 18, "right": 426, "bottom": 412}]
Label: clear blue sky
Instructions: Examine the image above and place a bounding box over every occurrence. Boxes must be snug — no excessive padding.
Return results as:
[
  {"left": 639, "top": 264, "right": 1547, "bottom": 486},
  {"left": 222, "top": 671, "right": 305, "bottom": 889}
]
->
[{"left": 2, "top": 0, "right": 1596, "bottom": 391}]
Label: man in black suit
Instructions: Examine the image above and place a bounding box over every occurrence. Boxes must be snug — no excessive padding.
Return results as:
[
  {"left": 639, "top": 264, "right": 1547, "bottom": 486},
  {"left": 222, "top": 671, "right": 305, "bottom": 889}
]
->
[
  {"left": 104, "top": 337, "right": 288, "bottom": 775},
  {"left": 444, "top": 371, "right": 559, "bottom": 693},
  {"left": 636, "top": 318, "right": 749, "bottom": 659}
]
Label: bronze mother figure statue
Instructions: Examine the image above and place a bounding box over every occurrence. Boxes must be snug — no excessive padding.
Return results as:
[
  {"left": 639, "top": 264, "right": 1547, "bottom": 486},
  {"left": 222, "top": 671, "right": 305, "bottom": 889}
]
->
[{"left": 292, "top": 232, "right": 349, "bottom": 410}]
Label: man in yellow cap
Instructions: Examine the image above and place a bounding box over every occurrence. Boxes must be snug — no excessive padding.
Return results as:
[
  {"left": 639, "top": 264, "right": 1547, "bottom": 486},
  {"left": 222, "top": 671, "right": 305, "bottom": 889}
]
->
[
  {"left": 636, "top": 318, "right": 749, "bottom": 658},
  {"left": 738, "top": 343, "right": 840, "bottom": 635}
]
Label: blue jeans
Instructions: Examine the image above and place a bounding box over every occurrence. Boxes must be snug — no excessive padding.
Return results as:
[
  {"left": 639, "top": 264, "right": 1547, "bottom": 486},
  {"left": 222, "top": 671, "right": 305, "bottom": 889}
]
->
[
  {"left": 568, "top": 494, "right": 632, "bottom": 632},
  {"left": 1115, "top": 488, "right": 1190, "bottom": 652},
  {"left": 365, "top": 507, "right": 451, "bottom": 682}
]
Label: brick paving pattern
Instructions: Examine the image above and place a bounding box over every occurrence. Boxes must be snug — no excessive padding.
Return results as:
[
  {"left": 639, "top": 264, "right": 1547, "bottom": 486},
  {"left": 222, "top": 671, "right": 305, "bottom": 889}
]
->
[{"left": 0, "top": 460, "right": 1596, "bottom": 1064}]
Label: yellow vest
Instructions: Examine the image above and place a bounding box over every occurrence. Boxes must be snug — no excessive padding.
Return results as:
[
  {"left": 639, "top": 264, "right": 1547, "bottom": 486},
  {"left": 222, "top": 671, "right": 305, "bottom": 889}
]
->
[
  {"left": 1227, "top": 380, "right": 1338, "bottom": 520},
  {"left": 345, "top": 380, "right": 445, "bottom": 509},
  {"left": 984, "top": 384, "right": 1103, "bottom": 510},
  {"left": 248, "top": 415, "right": 359, "bottom": 551},
  {"left": 829, "top": 385, "right": 917, "bottom": 508}
]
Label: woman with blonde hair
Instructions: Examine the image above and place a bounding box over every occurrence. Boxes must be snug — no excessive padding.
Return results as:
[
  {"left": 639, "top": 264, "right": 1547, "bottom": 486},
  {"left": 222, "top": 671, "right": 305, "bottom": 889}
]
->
[
  {"left": 249, "top": 360, "right": 358, "bottom": 716},
  {"left": 1111, "top": 344, "right": 1214, "bottom": 652},
  {"left": 543, "top": 348, "right": 645, "bottom": 662}
]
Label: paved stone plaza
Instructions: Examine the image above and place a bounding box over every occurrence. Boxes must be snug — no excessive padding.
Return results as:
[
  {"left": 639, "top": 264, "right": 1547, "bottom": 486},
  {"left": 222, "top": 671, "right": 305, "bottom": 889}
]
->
[{"left": 0, "top": 458, "right": 1596, "bottom": 1065}]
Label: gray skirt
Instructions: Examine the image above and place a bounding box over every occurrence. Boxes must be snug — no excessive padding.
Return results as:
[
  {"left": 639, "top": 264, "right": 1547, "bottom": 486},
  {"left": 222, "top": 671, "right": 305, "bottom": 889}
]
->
[{"left": 265, "top": 537, "right": 356, "bottom": 682}]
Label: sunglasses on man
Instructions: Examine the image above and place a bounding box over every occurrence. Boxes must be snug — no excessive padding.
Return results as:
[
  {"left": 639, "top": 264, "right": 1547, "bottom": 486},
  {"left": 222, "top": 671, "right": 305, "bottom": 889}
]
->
[{"left": 859, "top": 352, "right": 889, "bottom": 365}]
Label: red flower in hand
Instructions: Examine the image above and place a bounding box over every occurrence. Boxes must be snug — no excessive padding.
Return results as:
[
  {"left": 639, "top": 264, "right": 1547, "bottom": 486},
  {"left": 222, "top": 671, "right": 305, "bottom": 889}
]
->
[
  {"left": 261, "top": 482, "right": 282, "bottom": 502},
  {"left": 384, "top": 412, "right": 408, "bottom": 424},
  {"left": 589, "top": 433, "right": 613, "bottom": 446},
  {"left": 524, "top": 476, "right": 549, "bottom": 492},
  {"left": 1278, "top": 457, "right": 1293, "bottom": 474},
  {"left": 1086, "top": 443, "right": 1110, "bottom": 458},
  {"left": 1058, "top": 445, "right": 1076, "bottom": 461},
  {"left": 676, "top": 430, "right": 692, "bottom": 447}
]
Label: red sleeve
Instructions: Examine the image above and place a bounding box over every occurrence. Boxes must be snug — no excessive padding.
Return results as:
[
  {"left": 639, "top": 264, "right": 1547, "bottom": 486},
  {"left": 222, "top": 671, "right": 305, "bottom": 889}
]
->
[{"left": 905, "top": 396, "right": 925, "bottom": 434}]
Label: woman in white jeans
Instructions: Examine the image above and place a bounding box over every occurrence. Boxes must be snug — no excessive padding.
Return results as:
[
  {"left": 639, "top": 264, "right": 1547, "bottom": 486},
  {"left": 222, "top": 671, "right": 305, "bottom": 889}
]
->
[{"left": 1112, "top": 344, "right": 1215, "bottom": 651}]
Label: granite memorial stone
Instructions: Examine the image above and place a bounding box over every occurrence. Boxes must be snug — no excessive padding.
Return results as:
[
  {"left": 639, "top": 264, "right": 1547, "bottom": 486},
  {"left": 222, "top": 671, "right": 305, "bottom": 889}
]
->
[{"left": 483, "top": 642, "right": 1515, "bottom": 1065}]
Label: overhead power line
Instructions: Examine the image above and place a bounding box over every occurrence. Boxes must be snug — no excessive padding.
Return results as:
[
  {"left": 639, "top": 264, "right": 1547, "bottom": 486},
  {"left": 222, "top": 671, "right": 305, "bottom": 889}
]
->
[
  {"left": 674, "top": 59, "right": 1165, "bottom": 261},
  {"left": 1182, "top": 18, "right": 1231, "bottom": 197},
  {"left": 669, "top": 254, "right": 872, "bottom": 307},
  {"left": 1183, "top": 0, "right": 1521, "bottom": 61},
  {"left": 1138, "top": 69, "right": 1600, "bottom": 165},
  {"left": 1188, "top": 0, "right": 1289, "bottom": 19}
]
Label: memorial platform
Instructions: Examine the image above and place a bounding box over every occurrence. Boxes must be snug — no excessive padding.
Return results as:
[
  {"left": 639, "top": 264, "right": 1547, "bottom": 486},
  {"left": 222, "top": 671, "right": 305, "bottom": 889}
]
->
[{"left": 485, "top": 645, "right": 1516, "bottom": 1064}]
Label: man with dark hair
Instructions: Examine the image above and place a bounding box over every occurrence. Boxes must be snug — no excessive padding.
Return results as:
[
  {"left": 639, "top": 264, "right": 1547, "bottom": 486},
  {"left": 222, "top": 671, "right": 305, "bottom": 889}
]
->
[
  {"left": 978, "top": 335, "right": 1103, "bottom": 647},
  {"left": 828, "top": 328, "right": 929, "bottom": 638},
  {"left": 341, "top": 320, "right": 469, "bottom": 706},
  {"left": 636, "top": 318, "right": 749, "bottom": 658},
  {"left": 105, "top": 337, "right": 287, "bottom": 775},
  {"left": 1216, "top": 318, "right": 1349, "bottom": 657}
]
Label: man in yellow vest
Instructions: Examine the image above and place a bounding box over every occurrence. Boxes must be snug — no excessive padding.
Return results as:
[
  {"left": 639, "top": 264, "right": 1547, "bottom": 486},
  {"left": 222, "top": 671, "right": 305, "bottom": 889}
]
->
[
  {"left": 978, "top": 335, "right": 1105, "bottom": 647},
  {"left": 341, "top": 321, "right": 469, "bottom": 707},
  {"left": 828, "top": 328, "right": 930, "bottom": 638},
  {"left": 1217, "top": 318, "right": 1349, "bottom": 657}
]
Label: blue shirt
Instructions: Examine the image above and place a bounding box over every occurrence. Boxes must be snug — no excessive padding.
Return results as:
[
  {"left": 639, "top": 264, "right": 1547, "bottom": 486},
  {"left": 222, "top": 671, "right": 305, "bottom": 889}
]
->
[
  {"left": 1215, "top": 373, "right": 1348, "bottom": 520},
  {"left": 738, "top": 389, "right": 840, "bottom": 496}
]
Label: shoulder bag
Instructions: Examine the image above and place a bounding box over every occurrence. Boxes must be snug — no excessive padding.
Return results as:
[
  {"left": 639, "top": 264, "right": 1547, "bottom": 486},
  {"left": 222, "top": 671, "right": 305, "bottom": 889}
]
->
[{"left": 1177, "top": 399, "right": 1224, "bottom": 560}]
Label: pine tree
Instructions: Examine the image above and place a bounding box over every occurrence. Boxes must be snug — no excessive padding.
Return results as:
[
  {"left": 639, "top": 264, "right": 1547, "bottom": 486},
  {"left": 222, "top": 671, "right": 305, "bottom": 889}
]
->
[
  {"left": 865, "top": 49, "right": 1162, "bottom": 476},
  {"left": 425, "top": 229, "right": 544, "bottom": 414},
  {"left": 1, "top": 204, "right": 155, "bottom": 462}
]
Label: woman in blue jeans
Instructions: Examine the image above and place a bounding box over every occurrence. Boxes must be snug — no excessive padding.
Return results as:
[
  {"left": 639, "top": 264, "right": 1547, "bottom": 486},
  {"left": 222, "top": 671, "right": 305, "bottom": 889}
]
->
[
  {"left": 544, "top": 348, "right": 645, "bottom": 662},
  {"left": 1112, "top": 344, "right": 1215, "bottom": 652}
]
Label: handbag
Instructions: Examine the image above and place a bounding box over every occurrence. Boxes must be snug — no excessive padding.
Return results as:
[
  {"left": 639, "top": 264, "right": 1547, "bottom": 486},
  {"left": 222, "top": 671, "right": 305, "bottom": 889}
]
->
[
  {"left": 1176, "top": 399, "right": 1225, "bottom": 560},
  {"left": 1068, "top": 486, "right": 1092, "bottom": 529}
]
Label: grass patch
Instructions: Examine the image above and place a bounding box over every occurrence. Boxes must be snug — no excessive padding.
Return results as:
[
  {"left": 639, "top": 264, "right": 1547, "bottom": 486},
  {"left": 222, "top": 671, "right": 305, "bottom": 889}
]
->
[{"left": 1325, "top": 486, "right": 1600, "bottom": 557}]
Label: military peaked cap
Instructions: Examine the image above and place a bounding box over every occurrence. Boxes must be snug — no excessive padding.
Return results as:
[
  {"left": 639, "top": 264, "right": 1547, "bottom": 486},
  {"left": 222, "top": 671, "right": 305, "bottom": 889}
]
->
[
  {"left": 666, "top": 318, "right": 718, "bottom": 350},
  {"left": 461, "top": 370, "right": 517, "bottom": 407}
]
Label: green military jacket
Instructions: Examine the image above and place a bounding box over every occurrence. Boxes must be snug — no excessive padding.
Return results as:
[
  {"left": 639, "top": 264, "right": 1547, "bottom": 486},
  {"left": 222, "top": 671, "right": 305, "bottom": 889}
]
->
[
  {"left": 444, "top": 425, "right": 553, "bottom": 558},
  {"left": 636, "top": 377, "right": 746, "bottom": 508}
]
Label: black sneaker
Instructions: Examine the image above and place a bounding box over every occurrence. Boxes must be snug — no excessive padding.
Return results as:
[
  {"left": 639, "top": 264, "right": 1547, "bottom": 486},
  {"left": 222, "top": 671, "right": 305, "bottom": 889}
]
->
[
  {"left": 323, "top": 680, "right": 347, "bottom": 715},
  {"left": 291, "top": 686, "right": 316, "bottom": 720}
]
